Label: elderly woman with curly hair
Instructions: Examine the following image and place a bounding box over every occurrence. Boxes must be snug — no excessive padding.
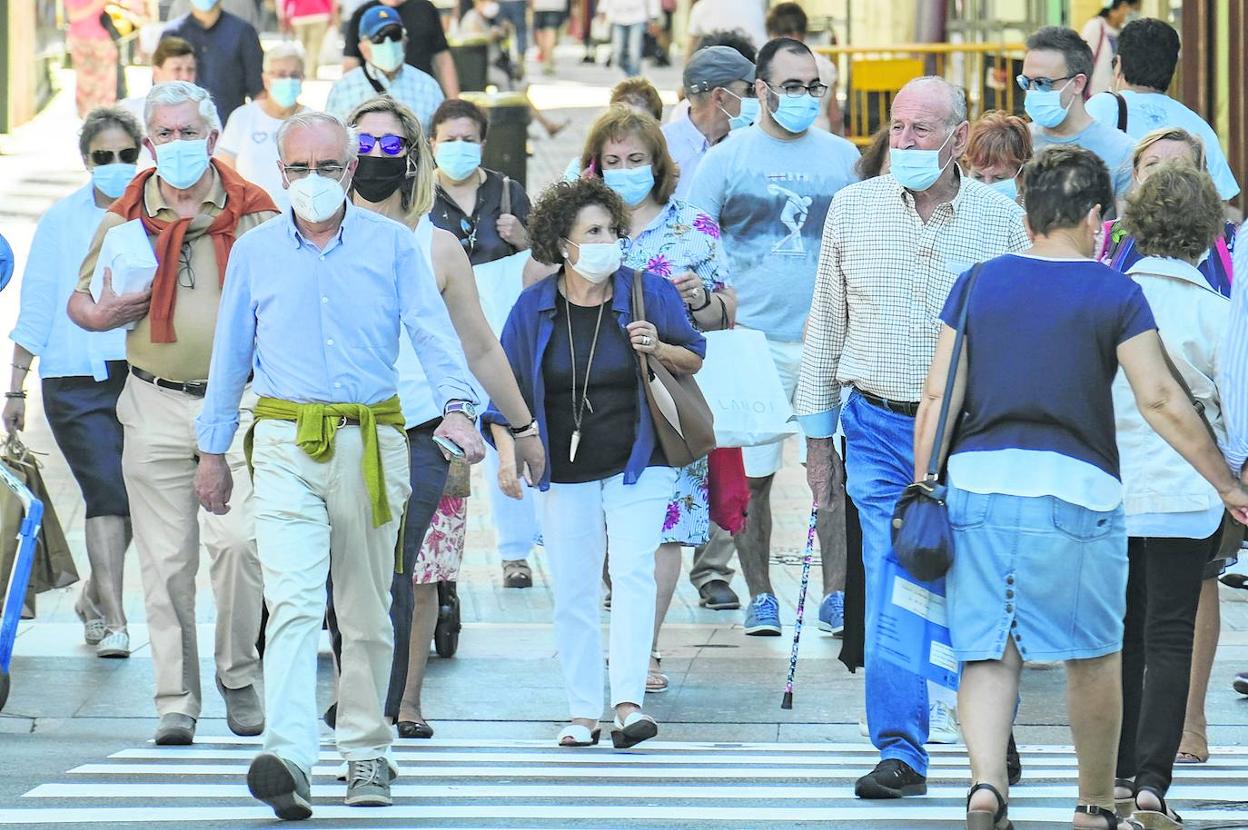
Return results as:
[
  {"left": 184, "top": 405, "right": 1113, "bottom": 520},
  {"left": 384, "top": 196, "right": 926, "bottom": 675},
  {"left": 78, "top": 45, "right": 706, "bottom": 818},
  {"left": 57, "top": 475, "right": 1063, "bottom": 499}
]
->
[
  {"left": 579, "top": 104, "right": 737, "bottom": 692},
  {"left": 963, "top": 110, "right": 1032, "bottom": 204},
  {"left": 483, "top": 177, "right": 706, "bottom": 749},
  {"left": 1111, "top": 162, "right": 1233, "bottom": 826}
]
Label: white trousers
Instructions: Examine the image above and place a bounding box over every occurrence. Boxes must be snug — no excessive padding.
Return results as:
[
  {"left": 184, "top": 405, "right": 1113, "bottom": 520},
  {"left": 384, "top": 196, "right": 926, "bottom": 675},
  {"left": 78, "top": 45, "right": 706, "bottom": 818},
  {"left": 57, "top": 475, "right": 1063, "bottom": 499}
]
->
[
  {"left": 483, "top": 443, "right": 541, "bottom": 562},
  {"left": 250, "top": 420, "right": 412, "bottom": 774},
  {"left": 537, "top": 467, "right": 677, "bottom": 719}
]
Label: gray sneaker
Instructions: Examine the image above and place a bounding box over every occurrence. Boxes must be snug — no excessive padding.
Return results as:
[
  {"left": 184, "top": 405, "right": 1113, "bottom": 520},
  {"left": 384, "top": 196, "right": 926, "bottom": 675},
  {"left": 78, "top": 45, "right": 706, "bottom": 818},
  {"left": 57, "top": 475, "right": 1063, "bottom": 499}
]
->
[
  {"left": 247, "top": 753, "right": 312, "bottom": 821},
  {"left": 153, "top": 713, "right": 196, "bottom": 745},
  {"left": 344, "top": 758, "right": 395, "bottom": 807},
  {"left": 216, "top": 675, "right": 264, "bottom": 737}
]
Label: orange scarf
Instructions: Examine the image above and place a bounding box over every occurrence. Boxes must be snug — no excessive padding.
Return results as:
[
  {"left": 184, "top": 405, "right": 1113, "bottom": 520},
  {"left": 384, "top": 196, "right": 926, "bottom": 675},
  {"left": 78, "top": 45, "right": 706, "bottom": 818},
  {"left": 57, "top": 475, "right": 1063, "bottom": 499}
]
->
[{"left": 109, "top": 159, "right": 277, "bottom": 343}]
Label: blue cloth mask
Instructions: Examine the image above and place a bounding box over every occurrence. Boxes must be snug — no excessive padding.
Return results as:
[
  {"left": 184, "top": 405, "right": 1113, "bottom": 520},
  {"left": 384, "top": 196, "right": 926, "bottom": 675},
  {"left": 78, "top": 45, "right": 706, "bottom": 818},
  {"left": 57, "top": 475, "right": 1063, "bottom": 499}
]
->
[
  {"left": 92, "top": 162, "right": 138, "bottom": 199},
  {"left": 434, "top": 140, "right": 483, "bottom": 182},
  {"left": 721, "top": 91, "right": 759, "bottom": 131},
  {"left": 190, "top": 0, "right": 218, "bottom": 11},
  {"left": 269, "top": 77, "right": 302, "bottom": 109},
  {"left": 768, "top": 92, "right": 820, "bottom": 134},
  {"left": 369, "top": 39, "right": 405, "bottom": 73},
  {"left": 154, "top": 138, "right": 211, "bottom": 190},
  {"left": 889, "top": 129, "right": 955, "bottom": 193},
  {"left": 603, "top": 164, "right": 655, "bottom": 207},
  {"left": 1024, "top": 85, "right": 1073, "bottom": 129}
]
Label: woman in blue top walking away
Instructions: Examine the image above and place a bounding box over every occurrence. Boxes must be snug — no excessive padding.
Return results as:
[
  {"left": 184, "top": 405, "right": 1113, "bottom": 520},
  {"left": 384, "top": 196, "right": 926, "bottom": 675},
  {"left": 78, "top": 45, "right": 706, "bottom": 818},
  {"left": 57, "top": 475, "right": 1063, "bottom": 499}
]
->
[
  {"left": 483, "top": 177, "right": 705, "bottom": 749},
  {"left": 913, "top": 145, "right": 1248, "bottom": 830}
]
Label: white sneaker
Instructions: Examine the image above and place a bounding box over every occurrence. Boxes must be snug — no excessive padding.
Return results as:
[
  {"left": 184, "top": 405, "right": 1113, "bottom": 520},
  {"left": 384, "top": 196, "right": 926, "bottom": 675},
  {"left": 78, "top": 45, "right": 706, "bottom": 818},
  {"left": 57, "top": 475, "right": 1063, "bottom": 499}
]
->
[
  {"left": 927, "top": 700, "right": 961, "bottom": 744},
  {"left": 96, "top": 629, "right": 130, "bottom": 658}
]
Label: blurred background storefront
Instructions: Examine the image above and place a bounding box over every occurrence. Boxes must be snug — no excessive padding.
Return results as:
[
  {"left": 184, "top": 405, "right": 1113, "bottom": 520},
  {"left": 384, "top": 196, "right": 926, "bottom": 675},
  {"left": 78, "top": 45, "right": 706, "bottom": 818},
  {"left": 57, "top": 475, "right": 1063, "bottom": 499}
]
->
[{"left": 1, "top": 0, "right": 64, "bottom": 134}]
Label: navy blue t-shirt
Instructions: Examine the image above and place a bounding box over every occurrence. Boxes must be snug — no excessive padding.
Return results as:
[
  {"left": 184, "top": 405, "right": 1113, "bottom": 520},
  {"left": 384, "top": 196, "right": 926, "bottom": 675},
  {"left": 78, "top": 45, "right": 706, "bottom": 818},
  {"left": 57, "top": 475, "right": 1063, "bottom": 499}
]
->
[
  {"left": 166, "top": 11, "right": 264, "bottom": 123},
  {"left": 941, "top": 254, "right": 1156, "bottom": 479}
]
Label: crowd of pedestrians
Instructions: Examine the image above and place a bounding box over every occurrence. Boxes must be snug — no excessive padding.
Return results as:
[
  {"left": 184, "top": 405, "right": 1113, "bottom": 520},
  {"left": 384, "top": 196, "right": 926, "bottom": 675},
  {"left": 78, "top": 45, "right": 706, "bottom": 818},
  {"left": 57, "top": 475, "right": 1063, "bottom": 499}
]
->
[{"left": 6, "top": 3, "right": 1248, "bottom": 828}]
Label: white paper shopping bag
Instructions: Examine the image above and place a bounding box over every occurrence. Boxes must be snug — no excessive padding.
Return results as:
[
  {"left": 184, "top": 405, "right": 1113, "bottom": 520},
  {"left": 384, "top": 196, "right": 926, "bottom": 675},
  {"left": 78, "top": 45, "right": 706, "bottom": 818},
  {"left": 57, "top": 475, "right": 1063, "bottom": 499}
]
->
[{"left": 695, "top": 328, "right": 800, "bottom": 448}]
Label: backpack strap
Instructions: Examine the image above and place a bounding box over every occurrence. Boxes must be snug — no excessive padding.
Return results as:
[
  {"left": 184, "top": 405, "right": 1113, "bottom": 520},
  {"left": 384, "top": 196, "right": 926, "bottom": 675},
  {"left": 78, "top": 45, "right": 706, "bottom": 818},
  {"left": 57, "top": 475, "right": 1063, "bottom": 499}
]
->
[{"left": 1110, "top": 91, "right": 1128, "bottom": 132}]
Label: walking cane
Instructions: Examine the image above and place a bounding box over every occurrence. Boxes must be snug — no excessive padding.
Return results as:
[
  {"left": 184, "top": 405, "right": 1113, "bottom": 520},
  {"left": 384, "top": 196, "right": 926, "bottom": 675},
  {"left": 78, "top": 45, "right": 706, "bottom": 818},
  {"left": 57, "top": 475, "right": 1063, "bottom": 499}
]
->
[{"left": 781, "top": 502, "right": 819, "bottom": 710}]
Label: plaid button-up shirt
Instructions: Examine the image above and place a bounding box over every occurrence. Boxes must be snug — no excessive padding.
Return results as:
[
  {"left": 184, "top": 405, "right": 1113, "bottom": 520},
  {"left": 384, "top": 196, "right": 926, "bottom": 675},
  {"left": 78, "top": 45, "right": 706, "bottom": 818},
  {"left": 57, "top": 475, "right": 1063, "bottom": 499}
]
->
[
  {"left": 794, "top": 172, "right": 1029, "bottom": 437},
  {"left": 325, "top": 64, "right": 445, "bottom": 130}
]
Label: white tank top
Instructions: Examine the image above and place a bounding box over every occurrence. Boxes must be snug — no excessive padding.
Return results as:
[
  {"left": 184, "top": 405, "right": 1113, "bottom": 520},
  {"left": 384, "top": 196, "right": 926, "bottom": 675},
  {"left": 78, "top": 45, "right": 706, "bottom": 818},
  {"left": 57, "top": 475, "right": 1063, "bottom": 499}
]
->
[{"left": 395, "top": 216, "right": 451, "bottom": 428}]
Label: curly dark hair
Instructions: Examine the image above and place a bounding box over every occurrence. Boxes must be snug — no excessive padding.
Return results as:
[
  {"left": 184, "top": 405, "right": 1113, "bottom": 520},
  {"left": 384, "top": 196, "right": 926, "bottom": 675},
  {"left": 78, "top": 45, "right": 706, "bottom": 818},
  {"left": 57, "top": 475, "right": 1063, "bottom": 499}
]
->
[
  {"left": 1022, "top": 145, "right": 1113, "bottom": 236},
  {"left": 528, "top": 178, "right": 629, "bottom": 266}
]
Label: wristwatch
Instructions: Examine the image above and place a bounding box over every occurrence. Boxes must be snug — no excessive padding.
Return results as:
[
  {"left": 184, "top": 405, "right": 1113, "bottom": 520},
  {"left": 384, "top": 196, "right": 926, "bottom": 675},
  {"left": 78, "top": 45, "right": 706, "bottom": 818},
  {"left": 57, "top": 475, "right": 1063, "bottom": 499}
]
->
[
  {"left": 509, "top": 419, "right": 539, "bottom": 438},
  {"left": 444, "top": 399, "right": 478, "bottom": 424}
]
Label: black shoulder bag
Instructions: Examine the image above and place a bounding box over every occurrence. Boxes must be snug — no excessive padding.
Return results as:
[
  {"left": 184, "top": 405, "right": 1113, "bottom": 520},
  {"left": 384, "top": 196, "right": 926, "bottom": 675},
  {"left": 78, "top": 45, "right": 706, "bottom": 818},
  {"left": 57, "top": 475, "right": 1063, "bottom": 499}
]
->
[{"left": 890, "top": 263, "right": 983, "bottom": 582}]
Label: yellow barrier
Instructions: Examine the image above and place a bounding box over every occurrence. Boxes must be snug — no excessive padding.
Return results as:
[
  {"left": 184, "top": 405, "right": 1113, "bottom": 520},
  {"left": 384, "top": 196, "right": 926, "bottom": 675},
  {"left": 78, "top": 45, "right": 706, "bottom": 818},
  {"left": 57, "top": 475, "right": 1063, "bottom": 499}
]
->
[{"left": 814, "top": 43, "right": 1028, "bottom": 146}]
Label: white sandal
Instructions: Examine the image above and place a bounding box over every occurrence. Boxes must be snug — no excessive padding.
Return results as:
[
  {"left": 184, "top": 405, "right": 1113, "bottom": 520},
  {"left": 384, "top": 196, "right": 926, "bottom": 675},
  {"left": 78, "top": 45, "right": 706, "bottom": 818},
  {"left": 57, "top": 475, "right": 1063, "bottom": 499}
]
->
[
  {"left": 611, "top": 711, "right": 658, "bottom": 749},
  {"left": 555, "top": 723, "right": 601, "bottom": 747}
]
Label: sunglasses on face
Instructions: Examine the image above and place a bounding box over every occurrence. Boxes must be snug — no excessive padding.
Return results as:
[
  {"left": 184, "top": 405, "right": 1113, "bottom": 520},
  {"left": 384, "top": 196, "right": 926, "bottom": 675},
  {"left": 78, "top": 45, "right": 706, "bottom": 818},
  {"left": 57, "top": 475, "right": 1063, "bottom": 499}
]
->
[
  {"left": 358, "top": 133, "right": 407, "bottom": 156},
  {"left": 91, "top": 148, "right": 140, "bottom": 165},
  {"left": 370, "top": 29, "right": 402, "bottom": 44}
]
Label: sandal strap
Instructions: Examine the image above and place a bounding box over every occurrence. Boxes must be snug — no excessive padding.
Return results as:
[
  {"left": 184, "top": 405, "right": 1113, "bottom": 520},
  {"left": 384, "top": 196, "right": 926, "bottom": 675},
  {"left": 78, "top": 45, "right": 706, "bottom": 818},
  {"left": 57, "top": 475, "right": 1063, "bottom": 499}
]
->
[
  {"left": 967, "top": 782, "right": 1008, "bottom": 822},
  {"left": 1135, "top": 786, "right": 1180, "bottom": 823},
  {"left": 1074, "top": 805, "right": 1144, "bottom": 830}
]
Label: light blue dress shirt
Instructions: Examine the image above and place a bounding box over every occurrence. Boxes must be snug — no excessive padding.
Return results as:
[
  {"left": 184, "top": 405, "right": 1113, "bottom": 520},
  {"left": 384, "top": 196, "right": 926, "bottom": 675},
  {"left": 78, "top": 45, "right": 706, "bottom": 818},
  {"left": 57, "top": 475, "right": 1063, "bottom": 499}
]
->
[
  {"left": 9, "top": 184, "right": 127, "bottom": 380},
  {"left": 1086, "top": 89, "right": 1240, "bottom": 200},
  {"left": 196, "top": 202, "right": 477, "bottom": 454},
  {"left": 1222, "top": 223, "right": 1248, "bottom": 475},
  {"left": 661, "top": 116, "right": 710, "bottom": 202}
]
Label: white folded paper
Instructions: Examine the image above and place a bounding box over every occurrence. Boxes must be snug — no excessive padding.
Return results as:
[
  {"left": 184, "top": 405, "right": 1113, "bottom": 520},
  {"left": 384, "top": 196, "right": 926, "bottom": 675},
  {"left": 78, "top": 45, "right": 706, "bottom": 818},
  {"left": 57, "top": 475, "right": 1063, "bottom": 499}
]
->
[{"left": 89, "top": 218, "right": 157, "bottom": 330}]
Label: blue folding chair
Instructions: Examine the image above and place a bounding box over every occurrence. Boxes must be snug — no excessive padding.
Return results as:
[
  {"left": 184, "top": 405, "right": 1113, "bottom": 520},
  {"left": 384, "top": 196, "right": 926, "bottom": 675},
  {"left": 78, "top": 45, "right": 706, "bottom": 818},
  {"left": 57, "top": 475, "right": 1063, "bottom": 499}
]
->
[{"left": 0, "top": 462, "right": 45, "bottom": 711}]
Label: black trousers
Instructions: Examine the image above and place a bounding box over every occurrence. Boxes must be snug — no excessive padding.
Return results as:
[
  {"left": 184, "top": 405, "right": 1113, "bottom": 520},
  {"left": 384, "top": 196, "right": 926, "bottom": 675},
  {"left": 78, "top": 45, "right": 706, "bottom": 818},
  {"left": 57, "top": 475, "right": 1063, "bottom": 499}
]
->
[{"left": 1115, "top": 531, "right": 1216, "bottom": 794}]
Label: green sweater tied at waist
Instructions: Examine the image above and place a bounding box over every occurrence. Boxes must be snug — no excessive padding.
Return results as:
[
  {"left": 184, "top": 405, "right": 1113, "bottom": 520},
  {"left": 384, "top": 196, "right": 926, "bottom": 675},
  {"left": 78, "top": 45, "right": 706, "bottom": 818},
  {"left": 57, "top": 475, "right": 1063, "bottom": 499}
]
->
[{"left": 246, "top": 395, "right": 406, "bottom": 528}]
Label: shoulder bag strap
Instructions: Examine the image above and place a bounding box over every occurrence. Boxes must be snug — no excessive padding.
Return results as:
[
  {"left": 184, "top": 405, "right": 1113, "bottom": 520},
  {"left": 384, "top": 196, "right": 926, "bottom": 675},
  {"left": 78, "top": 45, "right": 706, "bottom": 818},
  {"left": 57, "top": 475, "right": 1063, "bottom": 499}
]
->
[
  {"left": 361, "top": 62, "right": 387, "bottom": 95},
  {"left": 1158, "top": 342, "right": 1219, "bottom": 444},
  {"left": 631, "top": 268, "right": 650, "bottom": 375},
  {"left": 500, "top": 175, "right": 512, "bottom": 216},
  {"left": 1110, "top": 91, "right": 1129, "bottom": 132},
  {"left": 924, "top": 263, "right": 984, "bottom": 481}
]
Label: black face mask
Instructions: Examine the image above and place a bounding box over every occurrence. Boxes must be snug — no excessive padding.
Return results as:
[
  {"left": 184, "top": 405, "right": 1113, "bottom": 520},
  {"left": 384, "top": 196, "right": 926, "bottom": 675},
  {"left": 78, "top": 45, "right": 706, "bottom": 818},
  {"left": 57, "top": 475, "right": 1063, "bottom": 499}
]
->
[{"left": 352, "top": 155, "right": 410, "bottom": 203}]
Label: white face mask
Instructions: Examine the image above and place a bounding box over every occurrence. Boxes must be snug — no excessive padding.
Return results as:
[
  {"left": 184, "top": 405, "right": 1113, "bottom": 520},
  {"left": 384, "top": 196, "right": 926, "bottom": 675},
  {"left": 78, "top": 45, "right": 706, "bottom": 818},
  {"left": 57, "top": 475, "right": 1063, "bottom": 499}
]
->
[
  {"left": 564, "top": 240, "right": 621, "bottom": 284},
  {"left": 288, "top": 170, "right": 348, "bottom": 223}
]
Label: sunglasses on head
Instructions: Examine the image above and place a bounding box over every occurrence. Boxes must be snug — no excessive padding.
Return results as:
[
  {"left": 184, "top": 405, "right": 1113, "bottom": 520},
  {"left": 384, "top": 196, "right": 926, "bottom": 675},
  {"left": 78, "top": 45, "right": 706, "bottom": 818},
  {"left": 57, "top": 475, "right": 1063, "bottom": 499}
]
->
[
  {"left": 370, "top": 28, "right": 402, "bottom": 44},
  {"left": 91, "top": 148, "right": 140, "bottom": 165},
  {"left": 358, "top": 133, "right": 407, "bottom": 156}
]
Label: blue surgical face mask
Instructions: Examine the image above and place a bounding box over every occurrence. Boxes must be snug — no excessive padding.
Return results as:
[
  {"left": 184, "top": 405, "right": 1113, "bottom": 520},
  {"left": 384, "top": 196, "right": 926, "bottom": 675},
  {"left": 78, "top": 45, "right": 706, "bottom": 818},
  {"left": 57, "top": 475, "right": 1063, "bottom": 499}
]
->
[
  {"left": 1024, "top": 81, "right": 1074, "bottom": 129},
  {"left": 986, "top": 171, "right": 1021, "bottom": 203},
  {"left": 269, "top": 77, "right": 302, "bottom": 109},
  {"left": 889, "top": 128, "right": 956, "bottom": 193},
  {"left": 91, "top": 162, "right": 137, "bottom": 199},
  {"left": 154, "top": 138, "right": 211, "bottom": 190},
  {"left": 720, "top": 90, "right": 758, "bottom": 131},
  {"left": 603, "top": 164, "right": 654, "bottom": 207},
  {"left": 369, "top": 38, "right": 405, "bottom": 73},
  {"left": 190, "top": 0, "right": 218, "bottom": 11},
  {"left": 766, "top": 89, "right": 820, "bottom": 134},
  {"left": 434, "top": 140, "right": 483, "bottom": 182}
]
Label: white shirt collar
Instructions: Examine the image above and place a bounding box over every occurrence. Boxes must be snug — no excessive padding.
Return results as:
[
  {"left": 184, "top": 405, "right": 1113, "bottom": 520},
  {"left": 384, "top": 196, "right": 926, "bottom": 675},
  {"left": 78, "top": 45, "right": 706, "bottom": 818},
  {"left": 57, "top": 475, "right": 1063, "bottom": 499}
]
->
[{"left": 1126, "top": 256, "right": 1215, "bottom": 291}]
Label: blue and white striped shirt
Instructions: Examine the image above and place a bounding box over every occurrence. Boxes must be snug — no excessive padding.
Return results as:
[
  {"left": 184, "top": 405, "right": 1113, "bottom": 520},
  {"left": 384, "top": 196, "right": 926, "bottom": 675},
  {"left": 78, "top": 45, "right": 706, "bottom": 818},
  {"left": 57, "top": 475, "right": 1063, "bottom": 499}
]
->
[{"left": 1222, "top": 224, "right": 1248, "bottom": 475}]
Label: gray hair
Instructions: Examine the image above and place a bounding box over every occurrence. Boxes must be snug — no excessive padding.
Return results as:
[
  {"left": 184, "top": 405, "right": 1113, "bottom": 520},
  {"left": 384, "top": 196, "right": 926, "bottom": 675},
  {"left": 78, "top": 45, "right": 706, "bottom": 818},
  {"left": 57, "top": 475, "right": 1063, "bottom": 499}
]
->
[
  {"left": 275, "top": 110, "right": 359, "bottom": 164},
  {"left": 79, "top": 106, "right": 143, "bottom": 157},
  {"left": 145, "top": 81, "right": 221, "bottom": 133},
  {"left": 1025, "top": 25, "right": 1095, "bottom": 83},
  {"left": 895, "top": 76, "right": 968, "bottom": 128},
  {"left": 263, "top": 41, "right": 307, "bottom": 73}
]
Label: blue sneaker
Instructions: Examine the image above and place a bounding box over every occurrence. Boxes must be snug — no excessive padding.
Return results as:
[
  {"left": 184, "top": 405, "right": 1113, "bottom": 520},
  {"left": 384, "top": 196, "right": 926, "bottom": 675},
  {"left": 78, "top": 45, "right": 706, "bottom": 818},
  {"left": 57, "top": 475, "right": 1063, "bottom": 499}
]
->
[
  {"left": 743, "top": 593, "right": 782, "bottom": 636},
  {"left": 817, "top": 591, "right": 845, "bottom": 636}
]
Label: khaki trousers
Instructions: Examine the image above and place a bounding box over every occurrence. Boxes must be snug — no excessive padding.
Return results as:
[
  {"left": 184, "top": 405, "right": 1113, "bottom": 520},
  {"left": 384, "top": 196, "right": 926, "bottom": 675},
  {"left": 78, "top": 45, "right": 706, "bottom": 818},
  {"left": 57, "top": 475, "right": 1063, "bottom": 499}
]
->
[
  {"left": 292, "top": 18, "right": 330, "bottom": 78},
  {"left": 250, "top": 420, "right": 411, "bottom": 774},
  {"left": 116, "top": 375, "right": 263, "bottom": 718}
]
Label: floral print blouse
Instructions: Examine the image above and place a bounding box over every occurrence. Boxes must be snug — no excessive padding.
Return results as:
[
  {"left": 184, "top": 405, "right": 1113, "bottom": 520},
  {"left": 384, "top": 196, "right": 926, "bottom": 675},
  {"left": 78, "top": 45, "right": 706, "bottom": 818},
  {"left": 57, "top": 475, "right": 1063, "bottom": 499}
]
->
[{"left": 622, "top": 198, "right": 731, "bottom": 308}]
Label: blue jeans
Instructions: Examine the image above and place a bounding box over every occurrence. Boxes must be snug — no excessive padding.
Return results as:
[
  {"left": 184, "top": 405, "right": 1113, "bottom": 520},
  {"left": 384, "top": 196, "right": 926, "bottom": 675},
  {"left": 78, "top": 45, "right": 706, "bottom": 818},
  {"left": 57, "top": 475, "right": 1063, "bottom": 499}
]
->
[
  {"left": 498, "top": 0, "right": 529, "bottom": 58},
  {"left": 612, "top": 22, "right": 644, "bottom": 77},
  {"left": 841, "top": 391, "right": 934, "bottom": 775}
]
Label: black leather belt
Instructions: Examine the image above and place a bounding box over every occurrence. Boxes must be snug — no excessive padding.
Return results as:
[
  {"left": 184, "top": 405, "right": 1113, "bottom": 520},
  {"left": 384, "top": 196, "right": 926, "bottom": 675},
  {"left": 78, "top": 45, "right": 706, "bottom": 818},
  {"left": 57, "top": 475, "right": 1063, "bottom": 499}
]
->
[
  {"left": 130, "top": 366, "right": 208, "bottom": 398},
  {"left": 856, "top": 388, "right": 921, "bottom": 417}
]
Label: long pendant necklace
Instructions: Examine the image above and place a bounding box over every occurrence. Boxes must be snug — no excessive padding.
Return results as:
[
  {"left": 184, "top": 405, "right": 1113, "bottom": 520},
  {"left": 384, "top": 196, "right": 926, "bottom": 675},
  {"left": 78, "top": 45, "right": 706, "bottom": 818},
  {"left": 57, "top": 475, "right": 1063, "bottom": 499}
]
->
[{"left": 567, "top": 293, "right": 607, "bottom": 464}]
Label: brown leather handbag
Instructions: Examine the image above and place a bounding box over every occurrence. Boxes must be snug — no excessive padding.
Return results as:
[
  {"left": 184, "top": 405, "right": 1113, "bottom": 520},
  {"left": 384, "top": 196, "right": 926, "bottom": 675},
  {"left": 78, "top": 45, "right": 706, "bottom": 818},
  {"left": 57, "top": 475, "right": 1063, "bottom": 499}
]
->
[{"left": 630, "top": 270, "right": 716, "bottom": 468}]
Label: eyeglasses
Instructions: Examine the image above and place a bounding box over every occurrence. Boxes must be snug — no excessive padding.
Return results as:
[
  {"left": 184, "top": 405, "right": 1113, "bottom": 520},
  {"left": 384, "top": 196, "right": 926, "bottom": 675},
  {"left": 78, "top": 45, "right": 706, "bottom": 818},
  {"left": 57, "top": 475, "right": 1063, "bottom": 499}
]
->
[
  {"left": 358, "top": 133, "right": 407, "bottom": 156},
  {"left": 281, "top": 163, "right": 347, "bottom": 181},
  {"left": 370, "top": 28, "right": 402, "bottom": 44},
  {"left": 1015, "top": 73, "right": 1076, "bottom": 92},
  {"left": 764, "top": 81, "right": 828, "bottom": 98},
  {"left": 91, "top": 148, "right": 140, "bottom": 165}
]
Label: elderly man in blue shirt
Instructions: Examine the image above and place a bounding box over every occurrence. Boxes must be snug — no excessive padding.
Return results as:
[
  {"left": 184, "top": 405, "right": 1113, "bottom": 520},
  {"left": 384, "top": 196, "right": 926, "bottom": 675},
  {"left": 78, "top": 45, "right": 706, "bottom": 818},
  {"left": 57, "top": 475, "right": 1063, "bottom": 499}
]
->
[{"left": 193, "top": 110, "right": 539, "bottom": 818}]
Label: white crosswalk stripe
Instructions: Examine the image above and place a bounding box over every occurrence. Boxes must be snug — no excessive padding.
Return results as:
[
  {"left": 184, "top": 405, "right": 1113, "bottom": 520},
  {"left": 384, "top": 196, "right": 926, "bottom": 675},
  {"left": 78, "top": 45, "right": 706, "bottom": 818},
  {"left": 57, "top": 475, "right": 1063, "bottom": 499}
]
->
[{"left": 3, "top": 737, "right": 1248, "bottom": 826}]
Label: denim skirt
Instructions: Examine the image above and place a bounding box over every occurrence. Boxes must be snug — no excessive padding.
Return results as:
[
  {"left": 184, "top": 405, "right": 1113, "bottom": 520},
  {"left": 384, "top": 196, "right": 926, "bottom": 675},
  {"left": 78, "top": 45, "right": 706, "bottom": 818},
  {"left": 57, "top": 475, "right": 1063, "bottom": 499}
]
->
[{"left": 946, "top": 486, "right": 1127, "bottom": 663}]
